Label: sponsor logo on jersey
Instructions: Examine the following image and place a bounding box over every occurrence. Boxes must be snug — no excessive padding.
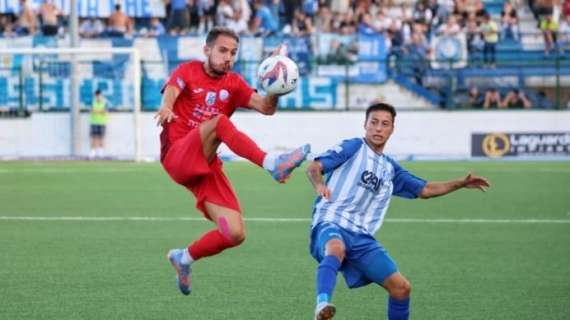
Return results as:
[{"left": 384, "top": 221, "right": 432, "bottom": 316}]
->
[
  {"left": 205, "top": 91, "right": 216, "bottom": 106},
  {"left": 358, "top": 170, "right": 382, "bottom": 193},
  {"left": 192, "top": 88, "right": 204, "bottom": 94}
]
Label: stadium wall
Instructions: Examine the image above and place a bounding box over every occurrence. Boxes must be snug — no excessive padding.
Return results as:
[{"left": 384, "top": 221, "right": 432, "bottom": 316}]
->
[{"left": 0, "top": 111, "right": 569, "bottom": 160}]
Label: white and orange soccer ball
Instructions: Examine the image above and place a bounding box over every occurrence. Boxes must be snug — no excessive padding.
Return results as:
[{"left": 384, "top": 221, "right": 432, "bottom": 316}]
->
[{"left": 257, "top": 55, "right": 299, "bottom": 95}]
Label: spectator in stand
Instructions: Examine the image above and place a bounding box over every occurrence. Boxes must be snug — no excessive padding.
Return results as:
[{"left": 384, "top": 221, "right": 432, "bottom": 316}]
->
[
  {"left": 531, "top": 0, "right": 555, "bottom": 22},
  {"left": 232, "top": 0, "right": 251, "bottom": 23},
  {"left": 503, "top": 89, "right": 532, "bottom": 109},
  {"left": 437, "top": 14, "right": 461, "bottom": 36},
  {"left": 372, "top": 9, "right": 393, "bottom": 33},
  {"left": 39, "top": 0, "right": 59, "bottom": 36},
  {"left": 480, "top": 13, "right": 499, "bottom": 68},
  {"left": 216, "top": 0, "right": 234, "bottom": 27},
  {"left": 412, "top": 1, "right": 433, "bottom": 27},
  {"left": 483, "top": 88, "right": 503, "bottom": 108},
  {"left": 166, "top": 0, "right": 190, "bottom": 35},
  {"left": 0, "top": 14, "right": 16, "bottom": 37},
  {"left": 16, "top": 0, "right": 37, "bottom": 35},
  {"left": 253, "top": 0, "right": 280, "bottom": 36},
  {"left": 303, "top": 0, "right": 319, "bottom": 18},
  {"left": 564, "top": 0, "right": 570, "bottom": 16},
  {"left": 226, "top": 9, "right": 248, "bottom": 35},
  {"left": 386, "top": 20, "right": 405, "bottom": 58},
  {"left": 337, "top": 11, "right": 357, "bottom": 35},
  {"left": 197, "top": 0, "right": 215, "bottom": 34},
  {"left": 330, "top": 0, "right": 350, "bottom": 15},
  {"left": 79, "top": 18, "right": 105, "bottom": 38},
  {"left": 435, "top": 0, "right": 455, "bottom": 22},
  {"left": 541, "top": 14, "right": 559, "bottom": 55},
  {"left": 457, "top": 0, "right": 485, "bottom": 20},
  {"left": 467, "top": 86, "right": 484, "bottom": 108},
  {"left": 403, "top": 32, "right": 431, "bottom": 86},
  {"left": 147, "top": 17, "right": 166, "bottom": 36},
  {"left": 282, "top": 0, "right": 302, "bottom": 27},
  {"left": 500, "top": 2, "right": 519, "bottom": 41},
  {"left": 465, "top": 12, "right": 483, "bottom": 53},
  {"left": 292, "top": 8, "right": 314, "bottom": 36},
  {"left": 357, "top": 12, "right": 377, "bottom": 34},
  {"left": 107, "top": 4, "right": 133, "bottom": 37},
  {"left": 314, "top": 5, "right": 333, "bottom": 33},
  {"left": 559, "top": 14, "right": 570, "bottom": 52}
]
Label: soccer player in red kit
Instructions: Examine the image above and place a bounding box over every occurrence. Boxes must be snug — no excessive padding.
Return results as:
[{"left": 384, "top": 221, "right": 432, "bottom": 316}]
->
[{"left": 155, "top": 27, "right": 310, "bottom": 295}]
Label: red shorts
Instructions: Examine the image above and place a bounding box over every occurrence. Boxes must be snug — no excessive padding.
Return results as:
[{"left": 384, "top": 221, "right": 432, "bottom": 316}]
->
[{"left": 161, "top": 128, "right": 241, "bottom": 219}]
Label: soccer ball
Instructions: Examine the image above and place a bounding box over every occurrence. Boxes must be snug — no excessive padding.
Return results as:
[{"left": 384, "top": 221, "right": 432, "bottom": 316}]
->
[{"left": 257, "top": 55, "right": 299, "bottom": 95}]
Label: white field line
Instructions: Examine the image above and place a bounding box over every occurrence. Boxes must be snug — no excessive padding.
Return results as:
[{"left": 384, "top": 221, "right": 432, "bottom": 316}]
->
[{"left": 0, "top": 216, "right": 569, "bottom": 224}]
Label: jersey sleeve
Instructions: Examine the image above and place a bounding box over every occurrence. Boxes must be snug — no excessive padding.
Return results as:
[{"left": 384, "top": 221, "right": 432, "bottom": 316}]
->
[
  {"left": 231, "top": 74, "right": 255, "bottom": 109},
  {"left": 388, "top": 158, "right": 427, "bottom": 199},
  {"left": 161, "top": 63, "right": 189, "bottom": 94},
  {"left": 315, "top": 138, "right": 363, "bottom": 174}
]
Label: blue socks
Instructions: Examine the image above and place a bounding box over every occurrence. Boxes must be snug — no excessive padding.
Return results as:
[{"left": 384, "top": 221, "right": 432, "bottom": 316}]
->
[
  {"left": 316, "top": 255, "right": 341, "bottom": 304},
  {"left": 388, "top": 296, "right": 410, "bottom": 320}
]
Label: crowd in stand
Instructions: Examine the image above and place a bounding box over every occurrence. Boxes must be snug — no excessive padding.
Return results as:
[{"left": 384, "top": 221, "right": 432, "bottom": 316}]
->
[
  {"left": 0, "top": 0, "right": 566, "bottom": 44},
  {"left": 0, "top": 0, "right": 568, "bottom": 109}
]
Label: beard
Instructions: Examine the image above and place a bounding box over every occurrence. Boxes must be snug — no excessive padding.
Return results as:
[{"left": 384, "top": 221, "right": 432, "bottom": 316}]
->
[{"left": 208, "top": 58, "right": 229, "bottom": 76}]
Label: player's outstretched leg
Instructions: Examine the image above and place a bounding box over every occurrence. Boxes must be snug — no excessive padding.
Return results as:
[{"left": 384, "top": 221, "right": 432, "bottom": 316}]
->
[
  {"left": 167, "top": 248, "right": 192, "bottom": 295},
  {"left": 267, "top": 144, "right": 311, "bottom": 183},
  {"left": 315, "top": 302, "right": 336, "bottom": 320}
]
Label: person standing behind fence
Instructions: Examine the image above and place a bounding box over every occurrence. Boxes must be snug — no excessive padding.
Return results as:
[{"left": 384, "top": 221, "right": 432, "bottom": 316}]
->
[
  {"left": 39, "top": 0, "right": 60, "bottom": 36},
  {"left": 480, "top": 13, "right": 499, "bottom": 68},
  {"left": 89, "top": 90, "right": 108, "bottom": 159}
]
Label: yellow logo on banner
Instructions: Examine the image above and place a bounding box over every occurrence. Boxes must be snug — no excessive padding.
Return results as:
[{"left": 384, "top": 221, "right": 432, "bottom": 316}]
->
[{"left": 482, "top": 133, "right": 510, "bottom": 157}]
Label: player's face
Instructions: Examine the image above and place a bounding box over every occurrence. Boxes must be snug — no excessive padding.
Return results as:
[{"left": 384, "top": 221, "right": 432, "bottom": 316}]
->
[
  {"left": 364, "top": 110, "right": 394, "bottom": 152},
  {"left": 204, "top": 35, "right": 238, "bottom": 76}
]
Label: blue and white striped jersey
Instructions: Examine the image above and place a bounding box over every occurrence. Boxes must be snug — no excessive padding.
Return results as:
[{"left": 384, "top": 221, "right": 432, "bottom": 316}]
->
[{"left": 311, "top": 138, "right": 427, "bottom": 235}]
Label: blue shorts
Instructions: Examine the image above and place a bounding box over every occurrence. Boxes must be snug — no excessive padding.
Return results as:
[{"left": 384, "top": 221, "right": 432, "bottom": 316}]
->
[
  {"left": 90, "top": 124, "right": 106, "bottom": 137},
  {"left": 310, "top": 222, "right": 398, "bottom": 289}
]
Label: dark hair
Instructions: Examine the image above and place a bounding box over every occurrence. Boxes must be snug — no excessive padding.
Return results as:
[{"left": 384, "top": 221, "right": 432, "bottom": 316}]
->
[
  {"left": 95, "top": 89, "right": 101, "bottom": 95},
  {"left": 206, "top": 27, "right": 240, "bottom": 47},
  {"left": 366, "top": 102, "right": 396, "bottom": 122},
  {"left": 115, "top": 4, "right": 121, "bottom": 11}
]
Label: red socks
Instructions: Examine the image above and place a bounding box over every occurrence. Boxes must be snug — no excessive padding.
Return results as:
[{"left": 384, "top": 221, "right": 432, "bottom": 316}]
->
[
  {"left": 188, "top": 229, "right": 240, "bottom": 261},
  {"left": 215, "top": 115, "right": 266, "bottom": 167}
]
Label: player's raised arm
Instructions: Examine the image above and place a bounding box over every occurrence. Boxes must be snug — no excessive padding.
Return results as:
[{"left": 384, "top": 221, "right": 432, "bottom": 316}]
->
[
  {"left": 247, "top": 43, "right": 295, "bottom": 115},
  {"left": 419, "top": 173, "right": 490, "bottom": 199},
  {"left": 247, "top": 93, "right": 279, "bottom": 115},
  {"left": 154, "top": 85, "right": 180, "bottom": 126}
]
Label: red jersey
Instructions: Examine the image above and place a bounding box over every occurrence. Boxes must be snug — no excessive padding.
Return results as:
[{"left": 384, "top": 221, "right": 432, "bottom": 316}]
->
[{"left": 160, "top": 61, "right": 254, "bottom": 160}]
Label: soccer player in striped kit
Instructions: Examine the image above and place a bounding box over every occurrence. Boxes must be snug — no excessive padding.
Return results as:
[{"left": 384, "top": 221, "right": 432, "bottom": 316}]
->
[
  {"left": 306, "top": 103, "right": 490, "bottom": 320},
  {"left": 155, "top": 27, "right": 310, "bottom": 296}
]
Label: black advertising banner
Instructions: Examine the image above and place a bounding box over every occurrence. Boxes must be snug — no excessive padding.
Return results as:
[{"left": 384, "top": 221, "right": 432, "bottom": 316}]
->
[{"left": 471, "top": 132, "right": 570, "bottom": 158}]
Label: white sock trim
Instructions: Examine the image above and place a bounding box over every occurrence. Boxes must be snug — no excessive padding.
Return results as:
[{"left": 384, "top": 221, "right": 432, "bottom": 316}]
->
[
  {"left": 262, "top": 154, "right": 277, "bottom": 171},
  {"left": 181, "top": 248, "right": 194, "bottom": 265}
]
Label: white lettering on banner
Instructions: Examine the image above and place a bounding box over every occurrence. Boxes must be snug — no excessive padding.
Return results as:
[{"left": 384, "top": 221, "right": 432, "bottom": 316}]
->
[
  {"left": 0, "top": 0, "right": 165, "bottom": 17},
  {"left": 510, "top": 133, "right": 570, "bottom": 149},
  {"left": 278, "top": 77, "right": 336, "bottom": 109}
]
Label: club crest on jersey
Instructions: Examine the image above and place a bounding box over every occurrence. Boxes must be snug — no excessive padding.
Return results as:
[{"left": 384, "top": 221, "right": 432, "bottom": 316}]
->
[
  {"left": 358, "top": 170, "right": 382, "bottom": 193},
  {"left": 261, "top": 61, "right": 288, "bottom": 87},
  {"left": 219, "top": 89, "right": 229, "bottom": 102},
  {"left": 205, "top": 91, "right": 216, "bottom": 106}
]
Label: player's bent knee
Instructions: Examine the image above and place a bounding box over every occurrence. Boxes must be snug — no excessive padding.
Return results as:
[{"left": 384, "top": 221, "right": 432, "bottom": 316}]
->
[
  {"left": 217, "top": 216, "right": 246, "bottom": 246},
  {"left": 226, "top": 228, "right": 246, "bottom": 246},
  {"left": 390, "top": 279, "right": 411, "bottom": 299},
  {"left": 325, "top": 239, "right": 346, "bottom": 261}
]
